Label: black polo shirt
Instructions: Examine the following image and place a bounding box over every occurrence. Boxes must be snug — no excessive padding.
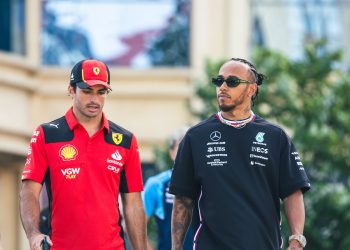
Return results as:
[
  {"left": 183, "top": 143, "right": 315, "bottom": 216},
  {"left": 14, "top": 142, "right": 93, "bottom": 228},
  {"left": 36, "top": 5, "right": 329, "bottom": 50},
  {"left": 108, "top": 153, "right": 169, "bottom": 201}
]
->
[{"left": 169, "top": 114, "right": 310, "bottom": 250}]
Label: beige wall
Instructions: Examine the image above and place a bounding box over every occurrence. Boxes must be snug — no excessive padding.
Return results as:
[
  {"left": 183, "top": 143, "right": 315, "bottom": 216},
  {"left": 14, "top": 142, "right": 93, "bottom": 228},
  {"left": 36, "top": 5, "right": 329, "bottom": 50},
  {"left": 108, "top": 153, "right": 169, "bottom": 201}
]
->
[{"left": 0, "top": 0, "right": 250, "bottom": 249}]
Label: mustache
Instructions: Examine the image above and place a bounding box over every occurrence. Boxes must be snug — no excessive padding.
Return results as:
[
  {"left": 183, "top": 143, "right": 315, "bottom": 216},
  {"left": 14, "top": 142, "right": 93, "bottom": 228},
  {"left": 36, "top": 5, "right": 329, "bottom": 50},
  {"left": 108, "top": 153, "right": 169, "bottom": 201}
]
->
[
  {"left": 217, "top": 92, "right": 230, "bottom": 98},
  {"left": 86, "top": 102, "right": 100, "bottom": 108}
]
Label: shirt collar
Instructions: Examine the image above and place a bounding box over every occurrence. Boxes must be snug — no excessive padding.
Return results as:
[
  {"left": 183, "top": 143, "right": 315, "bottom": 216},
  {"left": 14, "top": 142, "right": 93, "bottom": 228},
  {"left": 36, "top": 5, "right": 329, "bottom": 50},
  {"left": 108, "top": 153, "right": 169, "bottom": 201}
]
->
[{"left": 65, "top": 107, "right": 110, "bottom": 132}]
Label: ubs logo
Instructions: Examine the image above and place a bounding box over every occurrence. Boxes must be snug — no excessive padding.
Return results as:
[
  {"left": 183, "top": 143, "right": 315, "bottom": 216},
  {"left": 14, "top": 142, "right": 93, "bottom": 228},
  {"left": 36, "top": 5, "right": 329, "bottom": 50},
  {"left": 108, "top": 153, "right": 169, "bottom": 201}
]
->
[{"left": 210, "top": 131, "right": 221, "bottom": 141}]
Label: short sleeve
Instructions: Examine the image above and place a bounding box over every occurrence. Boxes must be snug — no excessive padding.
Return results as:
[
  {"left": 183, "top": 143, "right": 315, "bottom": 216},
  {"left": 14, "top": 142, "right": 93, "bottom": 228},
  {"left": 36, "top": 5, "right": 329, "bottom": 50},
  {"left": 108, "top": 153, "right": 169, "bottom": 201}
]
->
[
  {"left": 169, "top": 132, "right": 199, "bottom": 199},
  {"left": 22, "top": 126, "right": 49, "bottom": 183},
  {"left": 279, "top": 130, "right": 311, "bottom": 199},
  {"left": 120, "top": 135, "right": 144, "bottom": 193}
]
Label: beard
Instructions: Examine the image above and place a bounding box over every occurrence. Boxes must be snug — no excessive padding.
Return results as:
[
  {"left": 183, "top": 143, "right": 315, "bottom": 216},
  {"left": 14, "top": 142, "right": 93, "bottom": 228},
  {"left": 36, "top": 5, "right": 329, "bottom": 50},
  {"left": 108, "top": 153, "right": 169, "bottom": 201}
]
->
[
  {"left": 74, "top": 100, "right": 103, "bottom": 119},
  {"left": 218, "top": 89, "right": 248, "bottom": 112}
]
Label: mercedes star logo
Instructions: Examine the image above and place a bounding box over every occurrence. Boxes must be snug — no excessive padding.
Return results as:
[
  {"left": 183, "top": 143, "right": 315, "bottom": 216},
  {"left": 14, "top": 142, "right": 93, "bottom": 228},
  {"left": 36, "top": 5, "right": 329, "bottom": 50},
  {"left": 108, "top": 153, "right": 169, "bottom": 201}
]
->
[{"left": 210, "top": 131, "right": 221, "bottom": 141}]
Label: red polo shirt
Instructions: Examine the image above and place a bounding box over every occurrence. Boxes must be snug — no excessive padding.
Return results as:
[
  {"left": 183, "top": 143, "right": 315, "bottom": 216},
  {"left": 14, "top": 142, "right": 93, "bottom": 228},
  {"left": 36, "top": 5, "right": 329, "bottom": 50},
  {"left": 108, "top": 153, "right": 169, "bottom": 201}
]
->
[{"left": 22, "top": 108, "right": 144, "bottom": 250}]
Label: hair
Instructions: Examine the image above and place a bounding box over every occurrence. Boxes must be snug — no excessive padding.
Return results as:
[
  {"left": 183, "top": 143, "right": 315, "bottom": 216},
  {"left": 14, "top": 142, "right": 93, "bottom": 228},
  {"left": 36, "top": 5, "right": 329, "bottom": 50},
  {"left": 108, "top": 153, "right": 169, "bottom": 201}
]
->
[
  {"left": 69, "top": 84, "right": 110, "bottom": 95},
  {"left": 71, "top": 84, "right": 77, "bottom": 92},
  {"left": 230, "top": 58, "right": 266, "bottom": 106}
]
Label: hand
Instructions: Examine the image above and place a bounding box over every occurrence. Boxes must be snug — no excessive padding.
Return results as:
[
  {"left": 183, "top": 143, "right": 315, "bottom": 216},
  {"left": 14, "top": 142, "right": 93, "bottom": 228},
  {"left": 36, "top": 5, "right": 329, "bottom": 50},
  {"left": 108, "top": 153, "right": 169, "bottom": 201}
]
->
[
  {"left": 287, "top": 239, "right": 303, "bottom": 250},
  {"left": 29, "top": 234, "right": 53, "bottom": 250}
]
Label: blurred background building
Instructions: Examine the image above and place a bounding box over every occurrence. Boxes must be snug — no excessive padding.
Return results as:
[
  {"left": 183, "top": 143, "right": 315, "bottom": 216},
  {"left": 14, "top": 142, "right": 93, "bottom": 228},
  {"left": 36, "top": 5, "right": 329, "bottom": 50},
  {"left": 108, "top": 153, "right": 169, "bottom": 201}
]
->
[{"left": 0, "top": 0, "right": 349, "bottom": 249}]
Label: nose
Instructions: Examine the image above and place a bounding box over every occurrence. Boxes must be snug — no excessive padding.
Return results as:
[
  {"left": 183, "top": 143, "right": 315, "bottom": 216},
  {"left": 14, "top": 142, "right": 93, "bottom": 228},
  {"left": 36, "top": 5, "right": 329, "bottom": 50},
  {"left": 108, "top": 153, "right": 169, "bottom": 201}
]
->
[
  {"left": 89, "top": 92, "right": 100, "bottom": 102},
  {"left": 218, "top": 81, "right": 229, "bottom": 90}
]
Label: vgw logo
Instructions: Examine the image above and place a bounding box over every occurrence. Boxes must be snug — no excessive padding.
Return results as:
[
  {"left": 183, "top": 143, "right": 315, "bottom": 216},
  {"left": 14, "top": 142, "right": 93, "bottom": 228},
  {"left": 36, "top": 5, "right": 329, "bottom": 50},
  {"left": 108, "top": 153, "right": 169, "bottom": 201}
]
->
[{"left": 61, "top": 168, "right": 80, "bottom": 179}]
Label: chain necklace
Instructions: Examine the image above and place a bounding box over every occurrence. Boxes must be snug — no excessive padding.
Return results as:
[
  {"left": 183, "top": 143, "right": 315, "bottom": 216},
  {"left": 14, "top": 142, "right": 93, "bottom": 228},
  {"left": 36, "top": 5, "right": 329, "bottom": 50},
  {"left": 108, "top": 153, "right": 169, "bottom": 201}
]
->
[{"left": 216, "top": 110, "right": 256, "bottom": 129}]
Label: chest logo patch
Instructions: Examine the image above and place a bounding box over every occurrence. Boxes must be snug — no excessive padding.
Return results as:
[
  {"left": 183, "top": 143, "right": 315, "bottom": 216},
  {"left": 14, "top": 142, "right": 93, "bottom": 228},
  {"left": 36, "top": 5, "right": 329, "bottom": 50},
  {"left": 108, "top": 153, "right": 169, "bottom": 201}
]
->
[
  {"left": 210, "top": 131, "right": 221, "bottom": 141},
  {"left": 111, "top": 150, "right": 122, "bottom": 161},
  {"left": 255, "top": 132, "right": 265, "bottom": 143},
  {"left": 93, "top": 67, "right": 100, "bottom": 75},
  {"left": 112, "top": 133, "right": 123, "bottom": 145},
  {"left": 59, "top": 145, "right": 78, "bottom": 161}
]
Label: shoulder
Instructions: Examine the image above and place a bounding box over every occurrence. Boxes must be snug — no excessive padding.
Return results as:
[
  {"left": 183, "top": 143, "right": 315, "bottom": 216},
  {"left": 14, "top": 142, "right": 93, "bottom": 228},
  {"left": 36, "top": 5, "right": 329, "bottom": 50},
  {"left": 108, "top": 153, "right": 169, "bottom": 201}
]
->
[
  {"left": 254, "top": 115, "right": 288, "bottom": 134},
  {"left": 253, "top": 115, "right": 293, "bottom": 145},
  {"left": 40, "top": 116, "right": 73, "bottom": 143},
  {"left": 108, "top": 120, "right": 134, "bottom": 137},
  {"left": 41, "top": 116, "right": 67, "bottom": 130},
  {"left": 105, "top": 120, "right": 135, "bottom": 148},
  {"left": 186, "top": 114, "right": 218, "bottom": 136}
]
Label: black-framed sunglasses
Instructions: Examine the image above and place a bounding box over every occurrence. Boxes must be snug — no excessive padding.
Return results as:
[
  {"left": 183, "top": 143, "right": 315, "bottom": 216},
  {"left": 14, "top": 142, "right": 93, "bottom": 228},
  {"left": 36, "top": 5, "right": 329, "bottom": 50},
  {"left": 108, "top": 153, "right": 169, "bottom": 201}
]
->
[{"left": 212, "top": 75, "right": 253, "bottom": 88}]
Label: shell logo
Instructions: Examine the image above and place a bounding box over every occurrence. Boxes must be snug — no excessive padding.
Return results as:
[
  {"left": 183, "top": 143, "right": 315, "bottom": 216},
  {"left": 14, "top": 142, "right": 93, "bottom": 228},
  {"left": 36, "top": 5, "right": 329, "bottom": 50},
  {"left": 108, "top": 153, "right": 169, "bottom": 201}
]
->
[{"left": 59, "top": 145, "right": 78, "bottom": 161}]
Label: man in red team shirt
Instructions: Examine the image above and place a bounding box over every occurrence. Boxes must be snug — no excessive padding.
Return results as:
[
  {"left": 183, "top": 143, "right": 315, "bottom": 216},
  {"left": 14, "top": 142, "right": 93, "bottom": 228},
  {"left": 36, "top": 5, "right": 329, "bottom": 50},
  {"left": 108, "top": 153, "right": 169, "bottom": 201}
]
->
[{"left": 20, "top": 59, "right": 147, "bottom": 250}]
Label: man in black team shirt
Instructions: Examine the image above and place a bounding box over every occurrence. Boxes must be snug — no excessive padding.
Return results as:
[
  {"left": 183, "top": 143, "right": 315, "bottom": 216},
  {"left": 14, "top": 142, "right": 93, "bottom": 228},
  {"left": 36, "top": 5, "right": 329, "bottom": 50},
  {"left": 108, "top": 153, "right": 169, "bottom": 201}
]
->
[{"left": 169, "top": 58, "right": 311, "bottom": 250}]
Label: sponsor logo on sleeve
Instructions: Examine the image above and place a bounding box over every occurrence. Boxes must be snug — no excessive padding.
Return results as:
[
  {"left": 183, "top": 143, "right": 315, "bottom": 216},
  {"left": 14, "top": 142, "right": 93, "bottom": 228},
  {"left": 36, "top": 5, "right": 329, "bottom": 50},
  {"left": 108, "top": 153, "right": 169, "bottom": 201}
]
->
[
  {"left": 292, "top": 151, "right": 304, "bottom": 170},
  {"left": 30, "top": 130, "right": 40, "bottom": 144},
  {"left": 49, "top": 123, "right": 59, "bottom": 128}
]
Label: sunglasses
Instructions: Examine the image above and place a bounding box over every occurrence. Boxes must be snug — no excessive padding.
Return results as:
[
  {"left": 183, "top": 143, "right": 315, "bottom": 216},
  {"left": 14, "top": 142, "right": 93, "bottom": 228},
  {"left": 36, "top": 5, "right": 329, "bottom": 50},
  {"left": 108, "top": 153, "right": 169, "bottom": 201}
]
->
[{"left": 212, "top": 75, "right": 253, "bottom": 88}]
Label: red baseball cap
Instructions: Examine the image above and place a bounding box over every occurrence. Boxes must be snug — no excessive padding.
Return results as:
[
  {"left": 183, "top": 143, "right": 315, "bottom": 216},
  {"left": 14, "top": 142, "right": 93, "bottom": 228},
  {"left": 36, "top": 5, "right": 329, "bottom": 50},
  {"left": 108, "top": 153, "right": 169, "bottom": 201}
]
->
[{"left": 70, "top": 59, "right": 112, "bottom": 90}]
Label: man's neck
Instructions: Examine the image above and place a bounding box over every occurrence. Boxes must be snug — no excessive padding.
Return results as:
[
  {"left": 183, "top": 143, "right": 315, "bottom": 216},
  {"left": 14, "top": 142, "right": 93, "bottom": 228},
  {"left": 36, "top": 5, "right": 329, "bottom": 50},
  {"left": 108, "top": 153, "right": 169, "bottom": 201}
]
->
[
  {"left": 73, "top": 109, "right": 103, "bottom": 137},
  {"left": 221, "top": 106, "right": 252, "bottom": 121}
]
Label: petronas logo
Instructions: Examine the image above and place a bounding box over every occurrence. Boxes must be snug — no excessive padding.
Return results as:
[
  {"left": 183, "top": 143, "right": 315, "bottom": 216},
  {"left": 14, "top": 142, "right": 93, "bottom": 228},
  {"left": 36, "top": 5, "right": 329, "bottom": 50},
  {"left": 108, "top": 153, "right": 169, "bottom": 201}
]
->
[{"left": 255, "top": 132, "right": 265, "bottom": 143}]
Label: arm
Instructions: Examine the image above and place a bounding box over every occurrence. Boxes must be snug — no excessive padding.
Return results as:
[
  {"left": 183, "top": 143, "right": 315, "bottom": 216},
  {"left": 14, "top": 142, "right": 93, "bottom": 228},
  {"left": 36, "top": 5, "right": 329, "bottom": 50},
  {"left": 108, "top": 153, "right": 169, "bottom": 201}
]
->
[
  {"left": 19, "top": 180, "right": 53, "bottom": 249},
  {"left": 121, "top": 192, "right": 147, "bottom": 250},
  {"left": 171, "top": 195, "right": 194, "bottom": 250},
  {"left": 284, "top": 190, "right": 305, "bottom": 250}
]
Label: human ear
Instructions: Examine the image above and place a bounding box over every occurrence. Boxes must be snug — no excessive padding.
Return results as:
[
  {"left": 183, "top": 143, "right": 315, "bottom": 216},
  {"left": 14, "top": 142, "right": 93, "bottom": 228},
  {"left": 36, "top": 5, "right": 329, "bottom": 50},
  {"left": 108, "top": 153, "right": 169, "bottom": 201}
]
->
[{"left": 67, "top": 85, "right": 75, "bottom": 97}]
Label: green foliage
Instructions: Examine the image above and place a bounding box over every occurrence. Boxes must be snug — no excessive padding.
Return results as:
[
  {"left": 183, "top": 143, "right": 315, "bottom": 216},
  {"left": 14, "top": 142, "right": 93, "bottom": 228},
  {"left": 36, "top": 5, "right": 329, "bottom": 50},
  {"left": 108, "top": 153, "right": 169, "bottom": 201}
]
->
[
  {"left": 147, "top": 216, "right": 158, "bottom": 248},
  {"left": 253, "top": 40, "right": 350, "bottom": 180},
  {"left": 192, "top": 40, "right": 350, "bottom": 250},
  {"left": 153, "top": 145, "right": 173, "bottom": 171},
  {"left": 192, "top": 59, "right": 226, "bottom": 119},
  {"left": 304, "top": 183, "right": 350, "bottom": 249}
]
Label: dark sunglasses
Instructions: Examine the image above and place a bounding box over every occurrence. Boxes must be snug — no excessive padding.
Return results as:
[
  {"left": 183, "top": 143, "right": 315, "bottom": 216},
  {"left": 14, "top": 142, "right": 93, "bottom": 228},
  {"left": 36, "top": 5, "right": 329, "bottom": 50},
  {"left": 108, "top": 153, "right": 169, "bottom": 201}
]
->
[{"left": 212, "top": 75, "right": 253, "bottom": 88}]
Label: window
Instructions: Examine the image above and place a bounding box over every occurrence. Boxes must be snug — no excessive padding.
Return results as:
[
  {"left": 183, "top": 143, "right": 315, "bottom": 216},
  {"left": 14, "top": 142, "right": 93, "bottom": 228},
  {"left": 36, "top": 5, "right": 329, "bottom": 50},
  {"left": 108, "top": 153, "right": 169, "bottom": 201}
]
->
[
  {"left": 0, "top": 0, "right": 25, "bottom": 54},
  {"left": 41, "top": 0, "right": 191, "bottom": 68},
  {"left": 251, "top": 0, "right": 343, "bottom": 60}
]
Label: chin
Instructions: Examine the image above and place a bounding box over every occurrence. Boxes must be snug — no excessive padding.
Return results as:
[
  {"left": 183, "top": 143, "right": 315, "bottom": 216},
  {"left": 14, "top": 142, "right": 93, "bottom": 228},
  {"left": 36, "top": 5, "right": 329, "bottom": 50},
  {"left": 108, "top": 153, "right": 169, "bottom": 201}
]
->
[
  {"left": 84, "top": 111, "right": 100, "bottom": 118},
  {"left": 220, "top": 106, "right": 235, "bottom": 112},
  {"left": 219, "top": 104, "right": 235, "bottom": 112}
]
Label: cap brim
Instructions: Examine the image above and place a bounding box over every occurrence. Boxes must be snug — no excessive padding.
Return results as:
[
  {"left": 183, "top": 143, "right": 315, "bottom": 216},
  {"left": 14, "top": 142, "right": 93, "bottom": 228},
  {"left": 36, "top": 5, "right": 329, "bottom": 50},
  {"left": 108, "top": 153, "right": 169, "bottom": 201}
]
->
[{"left": 76, "top": 80, "right": 112, "bottom": 90}]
